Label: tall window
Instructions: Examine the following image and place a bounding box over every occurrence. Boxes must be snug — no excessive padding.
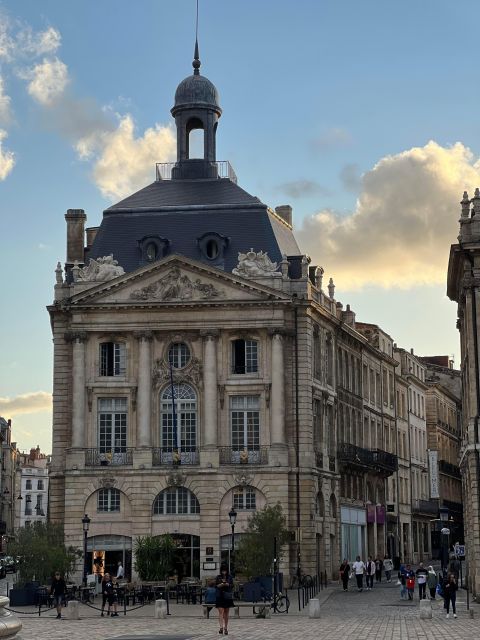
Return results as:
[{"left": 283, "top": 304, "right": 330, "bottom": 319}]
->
[
  {"left": 313, "top": 399, "right": 323, "bottom": 449},
  {"left": 233, "top": 487, "right": 256, "bottom": 510},
  {"left": 100, "top": 342, "right": 126, "bottom": 376},
  {"left": 230, "top": 395, "right": 260, "bottom": 450},
  {"left": 232, "top": 339, "right": 258, "bottom": 374},
  {"left": 98, "top": 398, "right": 127, "bottom": 452},
  {"left": 37, "top": 479, "right": 44, "bottom": 491},
  {"left": 313, "top": 326, "right": 322, "bottom": 380},
  {"left": 25, "top": 479, "right": 32, "bottom": 490},
  {"left": 153, "top": 487, "right": 200, "bottom": 515},
  {"left": 98, "top": 488, "right": 120, "bottom": 512},
  {"left": 168, "top": 342, "right": 191, "bottom": 369},
  {"left": 35, "top": 494, "right": 43, "bottom": 515},
  {"left": 160, "top": 384, "right": 197, "bottom": 459}
]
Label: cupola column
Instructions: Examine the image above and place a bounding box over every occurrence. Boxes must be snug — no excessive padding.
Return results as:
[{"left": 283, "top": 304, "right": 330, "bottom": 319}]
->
[
  {"left": 270, "top": 331, "right": 286, "bottom": 446},
  {"left": 136, "top": 332, "right": 153, "bottom": 448},
  {"left": 71, "top": 333, "right": 87, "bottom": 449},
  {"left": 202, "top": 331, "right": 218, "bottom": 447}
]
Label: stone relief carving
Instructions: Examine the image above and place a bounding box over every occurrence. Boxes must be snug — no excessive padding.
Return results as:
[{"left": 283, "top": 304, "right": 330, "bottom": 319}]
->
[
  {"left": 152, "top": 357, "right": 203, "bottom": 387},
  {"left": 77, "top": 255, "right": 125, "bottom": 282},
  {"left": 233, "top": 473, "right": 254, "bottom": 487},
  {"left": 232, "top": 249, "right": 281, "bottom": 278},
  {"left": 130, "top": 266, "right": 223, "bottom": 301},
  {"left": 166, "top": 472, "right": 187, "bottom": 487},
  {"left": 97, "top": 476, "right": 116, "bottom": 489}
]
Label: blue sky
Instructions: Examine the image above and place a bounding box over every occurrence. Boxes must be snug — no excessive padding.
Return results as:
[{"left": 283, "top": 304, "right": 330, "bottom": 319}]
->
[{"left": 1, "top": 0, "right": 477, "bottom": 451}]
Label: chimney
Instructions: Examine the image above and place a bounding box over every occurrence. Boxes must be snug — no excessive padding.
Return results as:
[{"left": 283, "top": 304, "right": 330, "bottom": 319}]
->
[
  {"left": 85, "top": 226, "right": 99, "bottom": 248},
  {"left": 342, "top": 303, "right": 356, "bottom": 328},
  {"left": 275, "top": 205, "right": 293, "bottom": 227},
  {"left": 65, "top": 209, "right": 87, "bottom": 264}
]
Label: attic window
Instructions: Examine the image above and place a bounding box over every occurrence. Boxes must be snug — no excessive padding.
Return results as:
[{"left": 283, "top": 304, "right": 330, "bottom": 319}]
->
[
  {"left": 206, "top": 239, "right": 219, "bottom": 259},
  {"left": 197, "top": 232, "right": 229, "bottom": 263},
  {"left": 146, "top": 243, "right": 157, "bottom": 261},
  {"left": 138, "top": 235, "right": 169, "bottom": 265}
]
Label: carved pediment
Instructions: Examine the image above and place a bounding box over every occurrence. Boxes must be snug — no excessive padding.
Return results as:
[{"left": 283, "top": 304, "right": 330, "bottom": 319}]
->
[
  {"left": 153, "top": 356, "right": 203, "bottom": 387},
  {"left": 130, "top": 266, "right": 224, "bottom": 301}
]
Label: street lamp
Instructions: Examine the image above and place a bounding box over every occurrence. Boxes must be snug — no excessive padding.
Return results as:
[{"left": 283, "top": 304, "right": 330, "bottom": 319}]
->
[
  {"left": 82, "top": 514, "right": 91, "bottom": 587},
  {"left": 229, "top": 507, "right": 237, "bottom": 577},
  {"left": 439, "top": 507, "right": 450, "bottom": 574}
]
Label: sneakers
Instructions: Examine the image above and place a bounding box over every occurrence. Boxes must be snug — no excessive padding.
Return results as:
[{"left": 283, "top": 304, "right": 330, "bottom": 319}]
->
[
  {"left": 56, "top": 614, "right": 61, "bottom": 619},
  {"left": 453, "top": 614, "right": 457, "bottom": 619},
  {"left": 446, "top": 614, "right": 449, "bottom": 619}
]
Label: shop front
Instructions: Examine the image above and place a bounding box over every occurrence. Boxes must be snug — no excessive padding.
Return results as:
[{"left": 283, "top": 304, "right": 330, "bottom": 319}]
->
[
  {"left": 86, "top": 534, "right": 132, "bottom": 581},
  {"left": 341, "top": 506, "right": 366, "bottom": 561},
  {"left": 171, "top": 533, "right": 200, "bottom": 580}
]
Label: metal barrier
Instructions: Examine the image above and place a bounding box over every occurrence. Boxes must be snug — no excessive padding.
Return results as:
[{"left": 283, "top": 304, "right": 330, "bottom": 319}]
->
[{"left": 296, "top": 572, "right": 328, "bottom": 611}]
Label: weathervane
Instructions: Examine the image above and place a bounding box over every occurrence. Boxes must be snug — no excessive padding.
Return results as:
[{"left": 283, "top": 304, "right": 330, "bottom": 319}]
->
[{"left": 193, "top": 0, "right": 201, "bottom": 75}]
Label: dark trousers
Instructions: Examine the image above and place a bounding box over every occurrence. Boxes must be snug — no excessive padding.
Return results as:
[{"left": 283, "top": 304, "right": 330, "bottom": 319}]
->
[
  {"left": 445, "top": 592, "right": 456, "bottom": 614},
  {"left": 342, "top": 576, "right": 349, "bottom": 591},
  {"left": 375, "top": 570, "right": 381, "bottom": 582},
  {"left": 366, "top": 574, "right": 374, "bottom": 588},
  {"left": 419, "top": 583, "right": 426, "bottom": 599},
  {"left": 355, "top": 574, "right": 363, "bottom": 590},
  {"left": 429, "top": 587, "right": 436, "bottom": 599}
]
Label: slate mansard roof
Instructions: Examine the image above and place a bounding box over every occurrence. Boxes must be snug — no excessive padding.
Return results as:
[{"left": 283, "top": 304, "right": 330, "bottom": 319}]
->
[{"left": 87, "top": 177, "right": 301, "bottom": 274}]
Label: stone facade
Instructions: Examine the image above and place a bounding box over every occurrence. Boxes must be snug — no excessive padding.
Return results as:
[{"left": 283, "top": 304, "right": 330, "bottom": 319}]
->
[{"left": 14, "top": 447, "right": 49, "bottom": 530}]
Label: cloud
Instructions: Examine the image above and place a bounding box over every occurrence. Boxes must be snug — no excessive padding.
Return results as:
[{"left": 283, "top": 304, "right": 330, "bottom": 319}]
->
[
  {"left": 22, "top": 56, "right": 69, "bottom": 105},
  {"left": 0, "top": 129, "right": 15, "bottom": 180},
  {"left": 339, "top": 163, "right": 362, "bottom": 192},
  {"left": 0, "top": 17, "right": 14, "bottom": 61},
  {"left": 0, "top": 76, "right": 12, "bottom": 125},
  {"left": 312, "top": 127, "right": 352, "bottom": 150},
  {"left": 296, "top": 141, "right": 480, "bottom": 290},
  {"left": 0, "top": 391, "right": 52, "bottom": 417},
  {"left": 278, "top": 179, "right": 331, "bottom": 199},
  {"left": 17, "top": 26, "right": 61, "bottom": 56},
  {"left": 77, "top": 114, "right": 176, "bottom": 200}
]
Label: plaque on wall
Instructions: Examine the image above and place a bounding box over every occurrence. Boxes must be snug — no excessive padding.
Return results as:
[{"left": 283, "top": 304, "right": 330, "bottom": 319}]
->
[
  {"left": 203, "top": 562, "right": 217, "bottom": 570},
  {"left": 206, "top": 546, "right": 214, "bottom": 555}
]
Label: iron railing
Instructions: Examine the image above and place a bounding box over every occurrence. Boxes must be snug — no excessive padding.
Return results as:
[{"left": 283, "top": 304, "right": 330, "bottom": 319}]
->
[
  {"left": 152, "top": 447, "right": 199, "bottom": 466},
  {"left": 337, "top": 443, "right": 397, "bottom": 475},
  {"left": 371, "top": 449, "right": 398, "bottom": 473},
  {"left": 219, "top": 447, "right": 268, "bottom": 465},
  {"left": 85, "top": 448, "right": 133, "bottom": 467},
  {"left": 439, "top": 459, "right": 461, "bottom": 478},
  {"left": 156, "top": 160, "right": 237, "bottom": 183},
  {"left": 412, "top": 499, "right": 439, "bottom": 516}
]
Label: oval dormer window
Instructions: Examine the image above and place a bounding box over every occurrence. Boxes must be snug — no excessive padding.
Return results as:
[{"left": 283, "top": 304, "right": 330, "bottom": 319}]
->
[
  {"left": 146, "top": 243, "right": 158, "bottom": 261},
  {"left": 206, "top": 239, "right": 219, "bottom": 260}
]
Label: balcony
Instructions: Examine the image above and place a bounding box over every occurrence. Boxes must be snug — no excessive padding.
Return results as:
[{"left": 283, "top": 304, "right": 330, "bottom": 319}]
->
[
  {"left": 439, "top": 460, "right": 461, "bottom": 479},
  {"left": 219, "top": 447, "right": 268, "bottom": 466},
  {"left": 371, "top": 449, "right": 398, "bottom": 474},
  {"left": 337, "top": 443, "right": 398, "bottom": 477},
  {"left": 152, "top": 447, "right": 199, "bottom": 467},
  {"left": 156, "top": 160, "right": 238, "bottom": 183},
  {"left": 85, "top": 448, "right": 133, "bottom": 467},
  {"left": 412, "top": 499, "right": 439, "bottom": 516}
]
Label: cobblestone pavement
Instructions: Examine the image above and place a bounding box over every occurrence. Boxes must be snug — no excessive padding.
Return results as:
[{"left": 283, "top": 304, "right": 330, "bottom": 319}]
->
[{"left": 10, "top": 580, "right": 480, "bottom": 640}]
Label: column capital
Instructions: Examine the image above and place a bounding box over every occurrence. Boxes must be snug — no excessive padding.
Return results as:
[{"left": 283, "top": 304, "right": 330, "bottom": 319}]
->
[
  {"left": 133, "top": 330, "right": 154, "bottom": 342},
  {"left": 268, "top": 328, "right": 289, "bottom": 339},
  {"left": 200, "top": 329, "right": 219, "bottom": 340},
  {"left": 64, "top": 330, "right": 87, "bottom": 343}
]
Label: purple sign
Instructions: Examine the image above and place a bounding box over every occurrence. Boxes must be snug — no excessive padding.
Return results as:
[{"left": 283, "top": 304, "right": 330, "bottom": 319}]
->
[
  {"left": 376, "top": 504, "right": 386, "bottom": 524},
  {"left": 366, "top": 504, "right": 376, "bottom": 523}
]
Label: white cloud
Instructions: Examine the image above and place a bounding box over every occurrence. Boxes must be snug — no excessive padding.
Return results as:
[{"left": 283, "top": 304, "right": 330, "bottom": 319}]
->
[
  {"left": 77, "top": 114, "right": 176, "bottom": 200},
  {"left": 23, "top": 56, "right": 69, "bottom": 106},
  {"left": 0, "top": 76, "right": 12, "bottom": 125},
  {"left": 0, "top": 391, "right": 52, "bottom": 417},
  {"left": 17, "top": 26, "right": 61, "bottom": 56},
  {"left": 312, "top": 127, "right": 352, "bottom": 150},
  {"left": 296, "top": 141, "right": 480, "bottom": 290},
  {"left": 0, "top": 129, "right": 15, "bottom": 180},
  {"left": 0, "top": 17, "right": 14, "bottom": 61}
]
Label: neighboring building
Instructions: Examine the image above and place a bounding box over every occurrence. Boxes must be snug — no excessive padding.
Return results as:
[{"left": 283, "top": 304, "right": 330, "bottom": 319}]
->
[
  {"left": 0, "top": 418, "right": 17, "bottom": 548},
  {"left": 15, "top": 447, "right": 50, "bottom": 530},
  {"left": 394, "top": 374, "right": 412, "bottom": 562},
  {"left": 447, "top": 189, "right": 480, "bottom": 596}
]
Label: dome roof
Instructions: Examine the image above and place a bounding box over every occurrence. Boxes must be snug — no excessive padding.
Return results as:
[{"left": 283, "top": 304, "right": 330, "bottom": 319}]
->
[{"left": 173, "top": 73, "right": 221, "bottom": 113}]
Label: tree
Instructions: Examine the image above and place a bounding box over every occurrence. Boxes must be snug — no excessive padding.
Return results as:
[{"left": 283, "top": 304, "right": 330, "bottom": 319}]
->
[
  {"left": 9, "top": 522, "right": 81, "bottom": 586},
  {"left": 134, "top": 534, "right": 175, "bottom": 581},
  {"left": 235, "top": 504, "right": 290, "bottom": 578}
]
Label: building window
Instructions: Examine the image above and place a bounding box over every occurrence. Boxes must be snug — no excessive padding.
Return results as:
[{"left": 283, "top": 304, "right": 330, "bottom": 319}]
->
[
  {"left": 146, "top": 242, "right": 157, "bottom": 261},
  {"left": 25, "top": 479, "right": 32, "bottom": 490},
  {"left": 160, "top": 384, "right": 197, "bottom": 456},
  {"left": 100, "top": 342, "right": 126, "bottom": 377},
  {"left": 233, "top": 487, "right": 256, "bottom": 510},
  {"left": 37, "top": 479, "right": 44, "bottom": 491},
  {"left": 232, "top": 339, "right": 258, "bottom": 374},
  {"left": 313, "top": 399, "right": 323, "bottom": 449},
  {"left": 313, "top": 326, "right": 322, "bottom": 380},
  {"left": 168, "top": 342, "right": 191, "bottom": 369},
  {"left": 152, "top": 487, "right": 200, "bottom": 515},
  {"left": 98, "top": 488, "right": 120, "bottom": 512},
  {"left": 98, "top": 397, "right": 127, "bottom": 453},
  {"left": 230, "top": 395, "right": 260, "bottom": 452}
]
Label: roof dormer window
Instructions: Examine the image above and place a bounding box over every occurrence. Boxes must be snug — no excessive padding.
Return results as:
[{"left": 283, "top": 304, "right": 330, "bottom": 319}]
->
[
  {"left": 138, "top": 235, "right": 169, "bottom": 265},
  {"left": 197, "top": 232, "right": 229, "bottom": 264}
]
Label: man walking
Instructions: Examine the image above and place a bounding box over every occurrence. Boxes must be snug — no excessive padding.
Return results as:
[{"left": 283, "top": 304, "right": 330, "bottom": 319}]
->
[
  {"left": 352, "top": 556, "right": 365, "bottom": 592},
  {"left": 365, "top": 556, "right": 375, "bottom": 590},
  {"left": 415, "top": 562, "right": 428, "bottom": 600},
  {"left": 50, "top": 571, "right": 66, "bottom": 619}
]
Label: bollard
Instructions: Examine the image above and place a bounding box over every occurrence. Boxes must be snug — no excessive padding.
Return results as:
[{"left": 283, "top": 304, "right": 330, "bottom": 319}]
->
[
  {"left": 308, "top": 598, "right": 321, "bottom": 619},
  {"left": 419, "top": 599, "right": 432, "bottom": 619},
  {"left": 66, "top": 600, "right": 80, "bottom": 620},
  {"left": 154, "top": 598, "right": 167, "bottom": 619}
]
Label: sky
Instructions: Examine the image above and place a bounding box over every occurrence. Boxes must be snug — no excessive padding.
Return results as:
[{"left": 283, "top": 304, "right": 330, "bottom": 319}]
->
[{"left": 0, "top": 0, "right": 478, "bottom": 453}]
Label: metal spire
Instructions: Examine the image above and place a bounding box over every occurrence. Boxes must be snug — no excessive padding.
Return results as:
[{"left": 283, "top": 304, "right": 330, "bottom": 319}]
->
[{"left": 193, "top": 0, "right": 201, "bottom": 75}]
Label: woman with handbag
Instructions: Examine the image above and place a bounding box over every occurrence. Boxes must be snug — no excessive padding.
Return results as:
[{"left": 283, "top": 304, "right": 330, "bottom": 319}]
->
[
  {"left": 339, "top": 559, "right": 350, "bottom": 592},
  {"left": 216, "top": 563, "right": 234, "bottom": 635}
]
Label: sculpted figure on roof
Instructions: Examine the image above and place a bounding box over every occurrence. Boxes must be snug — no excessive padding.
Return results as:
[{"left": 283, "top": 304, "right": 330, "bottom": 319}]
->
[
  {"left": 77, "top": 255, "right": 125, "bottom": 282},
  {"left": 232, "top": 249, "right": 281, "bottom": 278}
]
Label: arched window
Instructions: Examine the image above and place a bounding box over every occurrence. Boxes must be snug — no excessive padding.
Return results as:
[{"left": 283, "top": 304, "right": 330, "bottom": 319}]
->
[
  {"left": 160, "top": 384, "right": 198, "bottom": 463},
  {"left": 186, "top": 117, "right": 205, "bottom": 159},
  {"left": 152, "top": 487, "right": 200, "bottom": 515},
  {"left": 232, "top": 487, "right": 256, "bottom": 510},
  {"left": 98, "top": 488, "right": 121, "bottom": 512},
  {"left": 316, "top": 492, "right": 325, "bottom": 517},
  {"left": 168, "top": 342, "right": 191, "bottom": 369},
  {"left": 329, "top": 494, "right": 337, "bottom": 519}
]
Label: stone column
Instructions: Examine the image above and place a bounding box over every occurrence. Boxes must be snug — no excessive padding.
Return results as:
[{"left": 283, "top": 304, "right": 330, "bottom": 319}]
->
[
  {"left": 202, "top": 331, "right": 218, "bottom": 447},
  {"left": 71, "top": 332, "right": 87, "bottom": 449},
  {"left": 271, "top": 331, "right": 286, "bottom": 446},
  {"left": 136, "top": 332, "right": 153, "bottom": 448}
]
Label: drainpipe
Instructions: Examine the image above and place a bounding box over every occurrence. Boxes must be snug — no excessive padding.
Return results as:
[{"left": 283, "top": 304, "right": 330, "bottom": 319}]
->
[
  {"left": 294, "top": 304, "right": 301, "bottom": 577},
  {"left": 393, "top": 368, "right": 402, "bottom": 563},
  {"left": 406, "top": 367, "right": 414, "bottom": 564}
]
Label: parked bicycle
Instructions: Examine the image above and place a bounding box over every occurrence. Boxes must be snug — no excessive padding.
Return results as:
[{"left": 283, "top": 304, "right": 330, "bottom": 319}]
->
[{"left": 289, "top": 573, "right": 313, "bottom": 589}]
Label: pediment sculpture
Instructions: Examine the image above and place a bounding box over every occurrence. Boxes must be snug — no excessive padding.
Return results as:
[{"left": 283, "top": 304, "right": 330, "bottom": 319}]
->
[
  {"left": 152, "top": 356, "right": 203, "bottom": 386},
  {"left": 130, "top": 266, "right": 223, "bottom": 301},
  {"left": 232, "top": 249, "right": 281, "bottom": 278},
  {"left": 77, "top": 255, "right": 125, "bottom": 282}
]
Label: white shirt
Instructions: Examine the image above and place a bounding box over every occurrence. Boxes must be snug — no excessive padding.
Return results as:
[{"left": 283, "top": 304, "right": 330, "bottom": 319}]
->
[
  {"left": 116, "top": 565, "right": 124, "bottom": 579},
  {"left": 352, "top": 561, "right": 365, "bottom": 575}
]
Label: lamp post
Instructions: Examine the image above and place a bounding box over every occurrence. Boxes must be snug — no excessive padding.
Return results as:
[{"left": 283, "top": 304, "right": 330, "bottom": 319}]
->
[
  {"left": 439, "top": 505, "right": 450, "bottom": 575},
  {"left": 82, "top": 513, "right": 91, "bottom": 587},
  {"left": 229, "top": 507, "right": 237, "bottom": 577}
]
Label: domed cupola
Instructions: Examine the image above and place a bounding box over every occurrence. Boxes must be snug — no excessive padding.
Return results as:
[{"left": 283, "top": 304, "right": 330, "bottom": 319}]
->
[{"left": 170, "top": 41, "right": 222, "bottom": 180}]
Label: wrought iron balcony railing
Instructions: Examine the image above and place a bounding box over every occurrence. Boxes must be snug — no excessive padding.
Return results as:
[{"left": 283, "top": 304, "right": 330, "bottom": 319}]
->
[
  {"left": 371, "top": 449, "right": 398, "bottom": 473},
  {"left": 439, "top": 460, "right": 461, "bottom": 478},
  {"left": 219, "top": 447, "right": 268, "bottom": 466},
  {"left": 152, "top": 447, "right": 199, "bottom": 466},
  {"left": 412, "top": 499, "right": 439, "bottom": 516},
  {"left": 85, "top": 448, "right": 133, "bottom": 467},
  {"left": 337, "top": 443, "right": 397, "bottom": 476},
  {"left": 156, "top": 160, "right": 237, "bottom": 183}
]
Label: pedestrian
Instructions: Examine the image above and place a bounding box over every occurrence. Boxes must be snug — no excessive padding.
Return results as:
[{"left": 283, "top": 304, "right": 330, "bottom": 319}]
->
[
  {"left": 443, "top": 573, "right": 458, "bottom": 619},
  {"left": 415, "top": 562, "right": 428, "bottom": 600},
  {"left": 426, "top": 565, "right": 437, "bottom": 600},
  {"left": 398, "top": 564, "right": 407, "bottom": 599},
  {"left": 405, "top": 565, "right": 415, "bottom": 601},
  {"left": 216, "top": 563, "right": 234, "bottom": 635},
  {"left": 103, "top": 573, "right": 119, "bottom": 617},
  {"left": 339, "top": 559, "right": 350, "bottom": 592},
  {"left": 365, "top": 556, "right": 375, "bottom": 590},
  {"left": 374, "top": 556, "right": 383, "bottom": 582},
  {"left": 204, "top": 579, "right": 217, "bottom": 618},
  {"left": 50, "top": 571, "right": 66, "bottom": 619},
  {"left": 352, "top": 555, "right": 365, "bottom": 592},
  {"left": 100, "top": 574, "right": 108, "bottom": 616},
  {"left": 116, "top": 561, "right": 124, "bottom": 580},
  {"left": 383, "top": 555, "right": 393, "bottom": 583}
]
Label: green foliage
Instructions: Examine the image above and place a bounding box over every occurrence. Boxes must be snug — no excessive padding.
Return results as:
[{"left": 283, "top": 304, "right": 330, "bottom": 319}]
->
[
  {"left": 9, "top": 522, "right": 81, "bottom": 586},
  {"left": 133, "top": 534, "right": 175, "bottom": 581},
  {"left": 235, "top": 504, "right": 290, "bottom": 578}
]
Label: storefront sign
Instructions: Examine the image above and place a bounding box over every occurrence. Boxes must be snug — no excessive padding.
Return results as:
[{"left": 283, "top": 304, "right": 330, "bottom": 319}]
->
[
  {"left": 428, "top": 450, "right": 440, "bottom": 498},
  {"left": 376, "top": 504, "right": 386, "bottom": 524},
  {"left": 366, "top": 503, "right": 376, "bottom": 523}
]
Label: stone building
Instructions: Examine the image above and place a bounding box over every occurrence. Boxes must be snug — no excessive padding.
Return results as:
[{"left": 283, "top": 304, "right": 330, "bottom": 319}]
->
[
  {"left": 0, "top": 418, "right": 16, "bottom": 548},
  {"left": 393, "top": 374, "right": 412, "bottom": 562},
  {"left": 14, "top": 447, "right": 49, "bottom": 530}
]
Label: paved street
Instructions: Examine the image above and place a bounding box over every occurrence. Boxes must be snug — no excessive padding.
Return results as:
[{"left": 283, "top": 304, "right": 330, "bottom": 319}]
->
[{"left": 7, "top": 579, "right": 480, "bottom": 640}]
